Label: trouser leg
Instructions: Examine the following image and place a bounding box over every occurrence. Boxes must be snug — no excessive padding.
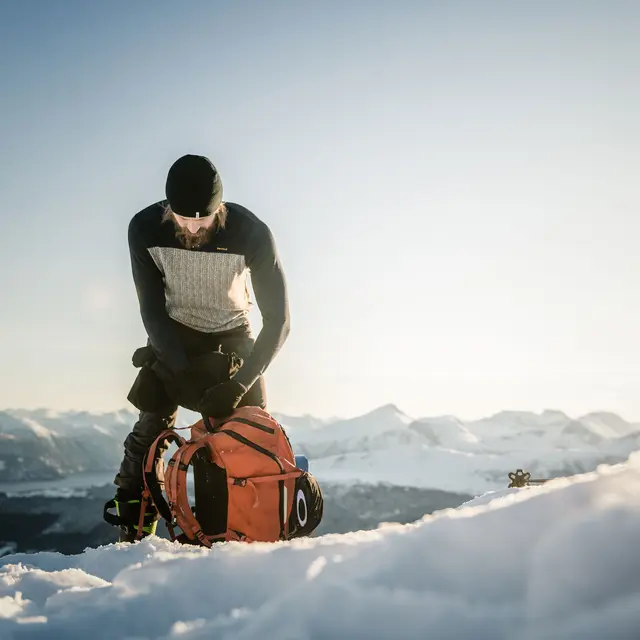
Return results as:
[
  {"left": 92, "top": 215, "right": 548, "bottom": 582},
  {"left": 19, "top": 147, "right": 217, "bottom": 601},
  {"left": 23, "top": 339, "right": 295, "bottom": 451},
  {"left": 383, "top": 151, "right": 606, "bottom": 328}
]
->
[{"left": 114, "top": 407, "right": 178, "bottom": 496}]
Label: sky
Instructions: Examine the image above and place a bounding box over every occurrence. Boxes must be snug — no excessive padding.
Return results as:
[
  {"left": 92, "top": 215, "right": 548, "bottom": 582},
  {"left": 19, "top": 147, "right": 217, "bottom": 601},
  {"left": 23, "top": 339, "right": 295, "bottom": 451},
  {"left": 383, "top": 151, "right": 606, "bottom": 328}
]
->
[{"left": 0, "top": 0, "right": 639, "bottom": 421}]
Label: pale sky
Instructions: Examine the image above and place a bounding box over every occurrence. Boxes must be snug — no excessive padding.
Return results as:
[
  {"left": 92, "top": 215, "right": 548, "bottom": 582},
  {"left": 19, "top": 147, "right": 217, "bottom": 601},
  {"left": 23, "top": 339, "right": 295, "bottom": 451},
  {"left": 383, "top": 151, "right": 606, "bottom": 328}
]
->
[{"left": 1, "top": 1, "right": 639, "bottom": 421}]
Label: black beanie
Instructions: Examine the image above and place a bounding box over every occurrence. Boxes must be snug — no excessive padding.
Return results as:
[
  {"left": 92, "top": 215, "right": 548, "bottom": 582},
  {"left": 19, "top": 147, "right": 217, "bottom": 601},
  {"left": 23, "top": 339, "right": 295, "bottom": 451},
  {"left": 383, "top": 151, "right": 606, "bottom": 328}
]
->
[{"left": 165, "top": 154, "right": 223, "bottom": 217}]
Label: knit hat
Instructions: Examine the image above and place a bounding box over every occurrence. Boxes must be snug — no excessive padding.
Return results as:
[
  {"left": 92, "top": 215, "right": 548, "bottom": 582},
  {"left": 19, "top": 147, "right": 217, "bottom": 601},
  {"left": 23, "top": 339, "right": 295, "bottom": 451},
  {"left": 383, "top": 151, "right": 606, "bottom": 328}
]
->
[{"left": 165, "top": 154, "right": 223, "bottom": 217}]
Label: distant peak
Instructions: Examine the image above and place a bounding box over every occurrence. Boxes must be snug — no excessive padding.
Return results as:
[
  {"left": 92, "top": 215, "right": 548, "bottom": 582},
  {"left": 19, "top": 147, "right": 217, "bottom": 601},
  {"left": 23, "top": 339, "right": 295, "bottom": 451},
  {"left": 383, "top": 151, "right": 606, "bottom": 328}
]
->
[
  {"left": 380, "top": 402, "right": 401, "bottom": 412},
  {"left": 368, "top": 403, "right": 405, "bottom": 417},
  {"left": 581, "top": 410, "right": 627, "bottom": 422},
  {"left": 541, "top": 409, "right": 570, "bottom": 417}
]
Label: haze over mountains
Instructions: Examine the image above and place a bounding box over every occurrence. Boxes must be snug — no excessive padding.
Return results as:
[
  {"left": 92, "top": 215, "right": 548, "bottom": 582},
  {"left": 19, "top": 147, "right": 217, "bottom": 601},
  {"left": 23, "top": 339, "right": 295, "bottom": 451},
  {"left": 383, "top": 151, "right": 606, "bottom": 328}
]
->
[{"left": 1, "top": 405, "right": 638, "bottom": 494}]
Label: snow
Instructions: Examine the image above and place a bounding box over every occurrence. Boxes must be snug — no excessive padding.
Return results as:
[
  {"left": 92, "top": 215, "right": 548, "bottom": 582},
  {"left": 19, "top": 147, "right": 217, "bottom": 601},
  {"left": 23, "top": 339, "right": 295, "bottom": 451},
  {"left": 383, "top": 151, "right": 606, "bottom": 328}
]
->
[
  {"left": 283, "top": 403, "right": 415, "bottom": 455},
  {"left": 458, "top": 487, "right": 532, "bottom": 508},
  {"left": 277, "top": 408, "right": 640, "bottom": 493},
  {"left": 20, "top": 419, "right": 56, "bottom": 440},
  {"left": 579, "top": 412, "right": 638, "bottom": 438},
  {"left": 2, "top": 406, "right": 639, "bottom": 495},
  {"left": 0, "top": 471, "right": 114, "bottom": 497},
  {"left": 4, "top": 487, "right": 90, "bottom": 499},
  {"left": 1, "top": 452, "right": 639, "bottom": 639},
  {"left": 409, "top": 415, "right": 480, "bottom": 450},
  {"left": 308, "top": 444, "right": 614, "bottom": 495},
  {"left": 0, "top": 545, "right": 17, "bottom": 559},
  {"left": 2, "top": 408, "right": 137, "bottom": 437}
]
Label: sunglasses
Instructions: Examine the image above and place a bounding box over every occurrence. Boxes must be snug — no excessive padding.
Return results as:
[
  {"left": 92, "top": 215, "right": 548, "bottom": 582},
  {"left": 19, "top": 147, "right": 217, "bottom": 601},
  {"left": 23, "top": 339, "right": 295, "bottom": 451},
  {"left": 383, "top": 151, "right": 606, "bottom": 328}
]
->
[{"left": 172, "top": 212, "right": 215, "bottom": 232}]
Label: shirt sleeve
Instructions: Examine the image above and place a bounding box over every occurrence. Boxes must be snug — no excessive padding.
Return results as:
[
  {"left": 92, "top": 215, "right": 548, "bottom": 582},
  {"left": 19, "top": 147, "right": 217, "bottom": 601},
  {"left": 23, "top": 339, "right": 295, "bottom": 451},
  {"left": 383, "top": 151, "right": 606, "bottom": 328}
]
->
[
  {"left": 128, "top": 217, "right": 188, "bottom": 373},
  {"left": 233, "top": 222, "right": 291, "bottom": 389}
]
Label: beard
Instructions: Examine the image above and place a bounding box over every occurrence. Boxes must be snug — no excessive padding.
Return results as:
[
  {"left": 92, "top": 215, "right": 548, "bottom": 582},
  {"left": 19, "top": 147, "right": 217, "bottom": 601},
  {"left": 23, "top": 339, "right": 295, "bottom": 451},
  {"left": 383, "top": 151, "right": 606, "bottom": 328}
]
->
[
  {"left": 174, "top": 224, "right": 214, "bottom": 249},
  {"left": 163, "top": 209, "right": 215, "bottom": 249}
]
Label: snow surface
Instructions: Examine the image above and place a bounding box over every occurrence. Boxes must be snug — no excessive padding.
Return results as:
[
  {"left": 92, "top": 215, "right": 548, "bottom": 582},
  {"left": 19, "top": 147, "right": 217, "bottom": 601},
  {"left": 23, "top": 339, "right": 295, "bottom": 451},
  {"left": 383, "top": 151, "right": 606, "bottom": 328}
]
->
[{"left": 1, "top": 452, "right": 639, "bottom": 639}]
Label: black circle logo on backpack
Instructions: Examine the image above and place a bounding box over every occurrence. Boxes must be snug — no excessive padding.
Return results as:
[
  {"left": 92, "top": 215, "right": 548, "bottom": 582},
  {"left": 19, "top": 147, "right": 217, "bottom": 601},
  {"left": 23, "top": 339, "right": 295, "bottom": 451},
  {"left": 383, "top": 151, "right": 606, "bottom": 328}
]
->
[{"left": 296, "top": 489, "right": 307, "bottom": 527}]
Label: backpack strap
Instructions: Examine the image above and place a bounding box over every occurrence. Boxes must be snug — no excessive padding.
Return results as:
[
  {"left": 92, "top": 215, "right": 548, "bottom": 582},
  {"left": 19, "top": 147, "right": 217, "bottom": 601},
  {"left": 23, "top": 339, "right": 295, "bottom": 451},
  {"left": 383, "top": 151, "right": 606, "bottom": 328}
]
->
[
  {"left": 164, "top": 439, "right": 227, "bottom": 547},
  {"left": 138, "top": 429, "right": 187, "bottom": 539}
]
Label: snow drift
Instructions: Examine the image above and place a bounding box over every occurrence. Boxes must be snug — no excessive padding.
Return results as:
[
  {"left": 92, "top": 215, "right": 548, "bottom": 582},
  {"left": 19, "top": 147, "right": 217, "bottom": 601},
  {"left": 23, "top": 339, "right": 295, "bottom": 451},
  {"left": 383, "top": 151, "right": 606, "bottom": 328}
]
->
[{"left": 1, "top": 452, "right": 639, "bottom": 639}]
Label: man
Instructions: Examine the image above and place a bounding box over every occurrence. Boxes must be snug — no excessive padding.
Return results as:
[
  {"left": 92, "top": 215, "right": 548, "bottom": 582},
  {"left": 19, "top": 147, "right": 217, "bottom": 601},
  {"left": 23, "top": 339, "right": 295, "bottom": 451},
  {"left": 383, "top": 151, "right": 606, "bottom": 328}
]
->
[{"left": 109, "top": 154, "right": 290, "bottom": 542}]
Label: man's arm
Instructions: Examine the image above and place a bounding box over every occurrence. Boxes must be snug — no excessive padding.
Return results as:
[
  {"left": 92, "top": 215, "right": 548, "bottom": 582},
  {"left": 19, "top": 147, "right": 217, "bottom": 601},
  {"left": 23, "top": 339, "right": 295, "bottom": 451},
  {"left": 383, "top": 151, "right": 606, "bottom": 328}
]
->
[
  {"left": 232, "top": 222, "right": 290, "bottom": 390},
  {"left": 128, "top": 217, "right": 188, "bottom": 373}
]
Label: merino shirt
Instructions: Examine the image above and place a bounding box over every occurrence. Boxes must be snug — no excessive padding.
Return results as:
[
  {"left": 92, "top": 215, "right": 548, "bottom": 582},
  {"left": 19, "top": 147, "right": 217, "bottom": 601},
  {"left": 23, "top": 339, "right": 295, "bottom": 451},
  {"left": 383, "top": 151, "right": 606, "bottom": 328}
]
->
[{"left": 128, "top": 200, "right": 290, "bottom": 390}]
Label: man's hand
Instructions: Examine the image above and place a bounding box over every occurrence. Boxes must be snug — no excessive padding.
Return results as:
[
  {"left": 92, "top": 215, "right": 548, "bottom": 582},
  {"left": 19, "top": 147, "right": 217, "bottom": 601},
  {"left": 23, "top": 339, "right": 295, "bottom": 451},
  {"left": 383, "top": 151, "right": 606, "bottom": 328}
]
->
[
  {"left": 199, "top": 379, "right": 248, "bottom": 418},
  {"left": 132, "top": 345, "right": 155, "bottom": 368}
]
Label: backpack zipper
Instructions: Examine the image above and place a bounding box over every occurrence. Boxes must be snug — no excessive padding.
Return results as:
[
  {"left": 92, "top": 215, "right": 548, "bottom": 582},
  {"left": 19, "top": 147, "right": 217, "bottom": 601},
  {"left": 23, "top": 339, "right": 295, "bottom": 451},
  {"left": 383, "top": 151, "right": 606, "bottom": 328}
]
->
[{"left": 227, "top": 417, "right": 276, "bottom": 434}]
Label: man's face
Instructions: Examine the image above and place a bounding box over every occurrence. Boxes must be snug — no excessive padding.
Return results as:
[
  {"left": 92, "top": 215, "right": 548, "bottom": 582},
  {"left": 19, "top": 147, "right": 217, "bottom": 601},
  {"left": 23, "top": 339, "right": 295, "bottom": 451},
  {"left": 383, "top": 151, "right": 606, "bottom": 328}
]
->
[{"left": 170, "top": 212, "right": 216, "bottom": 249}]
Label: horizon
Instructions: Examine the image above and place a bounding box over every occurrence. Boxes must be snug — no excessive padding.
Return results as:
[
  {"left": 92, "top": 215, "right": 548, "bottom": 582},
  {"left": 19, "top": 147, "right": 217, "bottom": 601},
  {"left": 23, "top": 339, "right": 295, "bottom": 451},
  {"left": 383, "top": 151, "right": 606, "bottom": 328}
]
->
[
  {"left": 1, "top": 2, "right": 639, "bottom": 422},
  {"left": 2, "top": 401, "right": 638, "bottom": 427}
]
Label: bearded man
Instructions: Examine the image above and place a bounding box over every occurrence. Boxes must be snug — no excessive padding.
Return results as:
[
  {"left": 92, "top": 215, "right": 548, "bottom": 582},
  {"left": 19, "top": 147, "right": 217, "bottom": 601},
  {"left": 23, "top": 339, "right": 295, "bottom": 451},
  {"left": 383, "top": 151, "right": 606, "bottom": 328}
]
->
[{"left": 107, "top": 154, "right": 290, "bottom": 541}]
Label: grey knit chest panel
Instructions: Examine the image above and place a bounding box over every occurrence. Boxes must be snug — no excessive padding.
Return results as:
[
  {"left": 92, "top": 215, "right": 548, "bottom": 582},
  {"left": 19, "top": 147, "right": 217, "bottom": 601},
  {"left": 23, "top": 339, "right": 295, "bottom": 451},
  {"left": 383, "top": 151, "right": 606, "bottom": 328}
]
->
[{"left": 148, "top": 246, "right": 250, "bottom": 333}]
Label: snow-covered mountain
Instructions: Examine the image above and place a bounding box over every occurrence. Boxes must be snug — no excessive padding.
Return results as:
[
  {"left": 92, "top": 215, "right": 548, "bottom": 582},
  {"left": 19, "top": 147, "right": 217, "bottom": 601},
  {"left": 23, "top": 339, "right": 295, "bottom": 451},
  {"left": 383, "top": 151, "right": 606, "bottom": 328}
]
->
[
  {"left": 2, "top": 408, "right": 137, "bottom": 437},
  {"left": 1, "top": 405, "right": 639, "bottom": 495},
  {"left": 0, "top": 409, "right": 136, "bottom": 481},
  {"left": 1, "top": 452, "right": 639, "bottom": 639},
  {"left": 276, "top": 405, "right": 640, "bottom": 455},
  {"left": 275, "top": 405, "right": 640, "bottom": 494},
  {"left": 408, "top": 414, "right": 480, "bottom": 450},
  {"left": 579, "top": 411, "right": 638, "bottom": 438},
  {"left": 278, "top": 404, "right": 419, "bottom": 458}
]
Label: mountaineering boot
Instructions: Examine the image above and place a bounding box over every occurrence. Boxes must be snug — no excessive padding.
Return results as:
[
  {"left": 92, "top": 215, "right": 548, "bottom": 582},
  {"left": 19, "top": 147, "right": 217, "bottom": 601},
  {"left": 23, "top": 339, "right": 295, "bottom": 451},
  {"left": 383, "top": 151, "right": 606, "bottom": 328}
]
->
[
  {"left": 103, "top": 489, "right": 159, "bottom": 542},
  {"left": 116, "top": 492, "right": 159, "bottom": 542}
]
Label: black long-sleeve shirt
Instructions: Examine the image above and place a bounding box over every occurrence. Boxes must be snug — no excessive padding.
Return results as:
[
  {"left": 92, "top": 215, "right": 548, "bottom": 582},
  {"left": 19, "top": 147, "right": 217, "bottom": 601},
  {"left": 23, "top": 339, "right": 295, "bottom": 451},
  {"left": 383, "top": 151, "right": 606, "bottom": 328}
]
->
[{"left": 128, "top": 201, "right": 290, "bottom": 390}]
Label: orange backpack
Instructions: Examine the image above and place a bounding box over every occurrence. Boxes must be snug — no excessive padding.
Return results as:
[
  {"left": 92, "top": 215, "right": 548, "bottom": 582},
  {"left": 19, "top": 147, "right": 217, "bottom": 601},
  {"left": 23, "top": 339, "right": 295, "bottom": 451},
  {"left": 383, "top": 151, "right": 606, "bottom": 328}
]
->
[{"left": 137, "top": 406, "right": 322, "bottom": 546}]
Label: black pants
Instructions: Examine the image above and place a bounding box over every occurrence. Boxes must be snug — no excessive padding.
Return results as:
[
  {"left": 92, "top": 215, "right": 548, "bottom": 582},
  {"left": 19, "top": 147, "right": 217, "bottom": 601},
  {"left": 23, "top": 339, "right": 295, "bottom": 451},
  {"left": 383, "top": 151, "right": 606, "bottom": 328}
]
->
[{"left": 114, "top": 327, "right": 266, "bottom": 496}]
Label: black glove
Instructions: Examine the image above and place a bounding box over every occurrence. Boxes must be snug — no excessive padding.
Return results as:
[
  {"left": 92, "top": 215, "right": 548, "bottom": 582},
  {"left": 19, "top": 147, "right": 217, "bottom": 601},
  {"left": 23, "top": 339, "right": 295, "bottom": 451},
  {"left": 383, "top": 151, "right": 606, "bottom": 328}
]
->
[
  {"left": 199, "top": 379, "right": 248, "bottom": 419},
  {"left": 132, "top": 345, "right": 155, "bottom": 368}
]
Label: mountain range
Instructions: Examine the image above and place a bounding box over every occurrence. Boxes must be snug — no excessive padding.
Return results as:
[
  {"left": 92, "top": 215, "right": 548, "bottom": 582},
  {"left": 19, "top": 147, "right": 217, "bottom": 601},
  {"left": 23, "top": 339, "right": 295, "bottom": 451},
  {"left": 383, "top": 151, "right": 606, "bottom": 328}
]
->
[
  {"left": 1, "top": 405, "right": 639, "bottom": 495},
  {"left": 274, "top": 404, "right": 640, "bottom": 494},
  {"left": 0, "top": 409, "right": 134, "bottom": 482}
]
